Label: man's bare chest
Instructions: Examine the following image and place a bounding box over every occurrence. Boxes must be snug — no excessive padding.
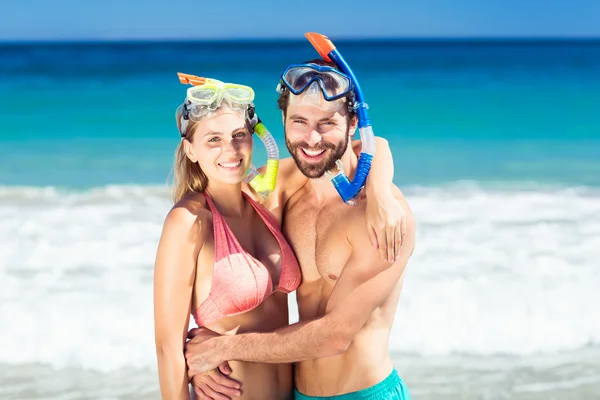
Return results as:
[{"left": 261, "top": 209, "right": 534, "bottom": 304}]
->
[{"left": 283, "top": 200, "right": 353, "bottom": 284}]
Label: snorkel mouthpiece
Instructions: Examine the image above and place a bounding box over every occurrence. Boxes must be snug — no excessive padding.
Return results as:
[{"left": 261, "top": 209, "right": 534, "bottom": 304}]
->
[{"left": 304, "top": 32, "right": 376, "bottom": 205}]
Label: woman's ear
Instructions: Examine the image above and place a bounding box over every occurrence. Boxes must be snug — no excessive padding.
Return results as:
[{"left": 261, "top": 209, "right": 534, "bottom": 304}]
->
[{"left": 183, "top": 139, "right": 197, "bottom": 163}]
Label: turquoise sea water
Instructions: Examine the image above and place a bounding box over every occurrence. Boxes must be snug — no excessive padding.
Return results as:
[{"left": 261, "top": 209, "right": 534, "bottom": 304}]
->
[{"left": 0, "top": 39, "right": 598, "bottom": 188}]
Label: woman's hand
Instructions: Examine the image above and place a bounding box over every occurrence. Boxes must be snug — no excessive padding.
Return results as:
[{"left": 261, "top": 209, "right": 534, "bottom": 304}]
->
[
  {"left": 366, "top": 191, "right": 407, "bottom": 262},
  {"left": 187, "top": 327, "right": 241, "bottom": 399},
  {"left": 190, "top": 364, "right": 241, "bottom": 400}
]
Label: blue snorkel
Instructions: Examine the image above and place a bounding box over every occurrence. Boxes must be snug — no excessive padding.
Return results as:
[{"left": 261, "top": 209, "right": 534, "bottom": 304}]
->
[{"left": 305, "top": 32, "right": 376, "bottom": 205}]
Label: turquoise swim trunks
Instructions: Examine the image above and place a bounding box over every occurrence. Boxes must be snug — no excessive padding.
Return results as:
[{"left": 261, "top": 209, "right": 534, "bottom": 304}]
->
[{"left": 293, "top": 369, "right": 411, "bottom": 400}]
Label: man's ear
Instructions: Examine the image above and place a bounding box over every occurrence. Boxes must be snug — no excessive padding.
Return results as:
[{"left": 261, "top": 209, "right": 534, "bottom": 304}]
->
[
  {"left": 348, "top": 115, "right": 358, "bottom": 137},
  {"left": 183, "top": 139, "right": 197, "bottom": 163}
]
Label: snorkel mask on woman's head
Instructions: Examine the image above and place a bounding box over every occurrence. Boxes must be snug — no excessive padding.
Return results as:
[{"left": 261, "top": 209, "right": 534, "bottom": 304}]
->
[
  {"left": 177, "top": 73, "right": 279, "bottom": 198},
  {"left": 177, "top": 73, "right": 255, "bottom": 136}
]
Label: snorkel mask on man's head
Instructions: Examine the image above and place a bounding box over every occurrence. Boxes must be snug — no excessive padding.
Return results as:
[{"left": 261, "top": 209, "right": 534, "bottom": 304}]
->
[
  {"left": 277, "top": 62, "right": 355, "bottom": 113},
  {"left": 277, "top": 33, "right": 376, "bottom": 205},
  {"left": 177, "top": 73, "right": 279, "bottom": 198}
]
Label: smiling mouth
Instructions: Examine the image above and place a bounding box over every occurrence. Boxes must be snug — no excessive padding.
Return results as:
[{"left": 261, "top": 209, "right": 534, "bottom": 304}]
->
[
  {"left": 301, "top": 148, "right": 326, "bottom": 158},
  {"left": 218, "top": 159, "right": 242, "bottom": 170}
]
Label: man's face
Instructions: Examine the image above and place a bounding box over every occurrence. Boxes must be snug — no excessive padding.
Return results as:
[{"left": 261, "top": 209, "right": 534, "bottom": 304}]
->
[{"left": 284, "top": 94, "right": 353, "bottom": 179}]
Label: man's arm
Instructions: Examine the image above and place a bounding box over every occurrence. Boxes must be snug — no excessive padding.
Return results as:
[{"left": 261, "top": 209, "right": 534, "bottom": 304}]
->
[{"left": 186, "top": 191, "right": 415, "bottom": 371}]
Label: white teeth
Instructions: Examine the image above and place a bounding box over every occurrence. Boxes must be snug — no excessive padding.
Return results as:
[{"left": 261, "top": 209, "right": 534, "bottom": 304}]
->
[
  {"left": 219, "top": 160, "right": 241, "bottom": 168},
  {"left": 302, "top": 148, "right": 326, "bottom": 157}
]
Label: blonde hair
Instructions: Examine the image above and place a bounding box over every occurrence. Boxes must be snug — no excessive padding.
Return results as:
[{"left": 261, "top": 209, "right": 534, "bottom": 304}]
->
[{"left": 172, "top": 110, "right": 209, "bottom": 203}]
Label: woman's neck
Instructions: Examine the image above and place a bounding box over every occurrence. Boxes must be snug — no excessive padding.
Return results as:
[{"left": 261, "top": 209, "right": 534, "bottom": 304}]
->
[{"left": 204, "top": 182, "right": 246, "bottom": 218}]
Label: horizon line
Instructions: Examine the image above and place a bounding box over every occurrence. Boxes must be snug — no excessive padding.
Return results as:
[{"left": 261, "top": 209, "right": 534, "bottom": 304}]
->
[{"left": 1, "top": 35, "right": 599, "bottom": 46}]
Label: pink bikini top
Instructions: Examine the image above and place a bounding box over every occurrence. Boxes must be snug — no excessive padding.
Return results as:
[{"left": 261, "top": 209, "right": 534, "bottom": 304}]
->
[{"left": 193, "top": 191, "right": 302, "bottom": 327}]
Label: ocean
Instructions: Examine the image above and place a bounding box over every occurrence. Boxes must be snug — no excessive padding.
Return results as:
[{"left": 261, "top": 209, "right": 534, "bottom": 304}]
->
[{"left": 0, "top": 39, "right": 599, "bottom": 399}]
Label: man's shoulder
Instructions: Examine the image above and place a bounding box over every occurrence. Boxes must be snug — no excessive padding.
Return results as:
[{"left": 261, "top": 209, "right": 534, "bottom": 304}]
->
[
  {"left": 345, "top": 202, "right": 370, "bottom": 243},
  {"left": 278, "top": 157, "right": 304, "bottom": 178},
  {"left": 256, "top": 157, "right": 308, "bottom": 217},
  {"left": 275, "top": 157, "right": 308, "bottom": 198},
  {"left": 257, "top": 157, "right": 300, "bottom": 177}
]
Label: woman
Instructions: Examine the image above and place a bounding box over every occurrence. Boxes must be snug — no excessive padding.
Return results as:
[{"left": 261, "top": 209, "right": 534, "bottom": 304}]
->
[{"left": 154, "top": 74, "right": 404, "bottom": 400}]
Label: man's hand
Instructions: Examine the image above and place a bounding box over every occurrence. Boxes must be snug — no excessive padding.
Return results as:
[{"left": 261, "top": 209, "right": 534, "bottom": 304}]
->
[
  {"left": 366, "top": 191, "right": 407, "bottom": 262},
  {"left": 190, "top": 365, "right": 242, "bottom": 400},
  {"left": 185, "top": 327, "right": 228, "bottom": 377}
]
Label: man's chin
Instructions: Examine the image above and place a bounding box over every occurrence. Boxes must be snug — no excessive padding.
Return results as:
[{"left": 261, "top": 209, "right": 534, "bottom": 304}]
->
[
  {"left": 301, "top": 168, "right": 328, "bottom": 179},
  {"left": 293, "top": 158, "right": 329, "bottom": 179}
]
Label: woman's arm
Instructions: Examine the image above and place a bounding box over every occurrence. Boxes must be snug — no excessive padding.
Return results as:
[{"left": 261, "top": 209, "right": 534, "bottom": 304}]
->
[
  {"left": 361, "top": 136, "right": 395, "bottom": 196},
  {"left": 354, "top": 136, "right": 407, "bottom": 262},
  {"left": 154, "top": 204, "right": 206, "bottom": 400}
]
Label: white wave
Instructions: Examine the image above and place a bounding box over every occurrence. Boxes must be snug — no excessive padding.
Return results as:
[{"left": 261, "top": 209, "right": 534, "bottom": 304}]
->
[
  {"left": 0, "top": 183, "right": 599, "bottom": 371},
  {"left": 393, "top": 183, "right": 600, "bottom": 357}
]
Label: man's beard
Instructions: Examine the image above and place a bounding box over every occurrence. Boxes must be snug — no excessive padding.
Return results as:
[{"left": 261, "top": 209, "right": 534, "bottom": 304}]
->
[{"left": 285, "top": 133, "right": 349, "bottom": 179}]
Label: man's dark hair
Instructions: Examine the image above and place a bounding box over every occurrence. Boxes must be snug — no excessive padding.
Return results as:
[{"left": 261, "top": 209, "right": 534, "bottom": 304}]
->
[{"left": 277, "top": 58, "right": 357, "bottom": 124}]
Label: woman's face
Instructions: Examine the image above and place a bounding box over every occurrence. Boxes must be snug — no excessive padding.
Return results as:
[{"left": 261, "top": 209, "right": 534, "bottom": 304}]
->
[{"left": 184, "top": 107, "right": 253, "bottom": 186}]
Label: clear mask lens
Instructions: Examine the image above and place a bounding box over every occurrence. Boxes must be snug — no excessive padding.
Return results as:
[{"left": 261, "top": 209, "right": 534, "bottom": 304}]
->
[{"left": 288, "top": 81, "right": 347, "bottom": 112}]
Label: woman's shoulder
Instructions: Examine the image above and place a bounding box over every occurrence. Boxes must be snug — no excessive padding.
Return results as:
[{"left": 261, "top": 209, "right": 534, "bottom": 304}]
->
[{"left": 163, "top": 193, "right": 212, "bottom": 242}]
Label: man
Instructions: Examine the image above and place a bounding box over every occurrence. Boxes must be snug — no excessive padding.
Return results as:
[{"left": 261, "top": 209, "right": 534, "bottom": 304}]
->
[{"left": 185, "top": 59, "right": 415, "bottom": 399}]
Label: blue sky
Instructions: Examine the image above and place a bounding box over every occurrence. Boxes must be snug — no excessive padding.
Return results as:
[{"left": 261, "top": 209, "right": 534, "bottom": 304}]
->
[{"left": 2, "top": 0, "right": 599, "bottom": 40}]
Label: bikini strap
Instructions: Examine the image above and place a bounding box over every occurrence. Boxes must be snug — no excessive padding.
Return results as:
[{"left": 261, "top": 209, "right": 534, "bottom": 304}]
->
[{"left": 203, "top": 192, "right": 244, "bottom": 260}]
